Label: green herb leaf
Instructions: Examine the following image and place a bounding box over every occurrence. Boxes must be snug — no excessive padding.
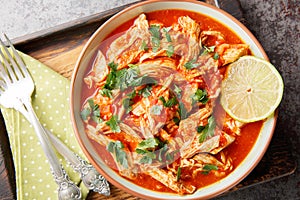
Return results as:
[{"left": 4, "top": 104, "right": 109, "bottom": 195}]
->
[
  {"left": 159, "top": 96, "right": 178, "bottom": 107},
  {"left": 192, "top": 89, "right": 209, "bottom": 104},
  {"left": 201, "top": 46, "right": 215, "bottom": 56},
  {"left": 184, "top": 59, "right": 198, "bottom": 70},
  {"left": 213, "top": 52, "right": 220, "bottom": 60},
  {"left": 178, "top": 102, "right": 188, "bottom": 120},
  {"left": 166, "top": 44, "right": 174, "bottom": 57},
  {"left": 207, "top": 115, "right": 217, "bottom": 136},
  {"left": 165, "top": 149, "right": 179, "bottom": 164},
  {"left": 176, "top": 167, "right": 182, "bottom": 181},
  {"left": 136, "top": 138, "right": 160, "bottom": 164},
  {"left": 122, "top": 97, "right": 133, "bottom": 114},
  {"left": 151, "top": 38, "right": 160, "bottom": 53},
  {"left": 81, "top": 99, "right": 102, "bottom": 123},
  {"left": 150, "top": 105, "right": 163, "bottom": 115},
  {"left": 92, "top": 108, "right": 102, "bottom": 123},
  {"left": 108, "top": 61, "right": 118, "bottom": 71},
  {"left": 138, "top": 85, "right": 152, "bottom": 98},
  {"left": 107, "top": 141, "right": 128, "bottom": 168},
  {"left": 122, "top": 90, "right": 136, "bottom": 114},
  {"left": 174, "top": 84, "right": 182, "bottom": 98},
  {"left": 137, "top": 138, "right": 160, "bottom": 150},
  {"left": 202, "top": 164, "right": 218, "bottom": 175},
  {"left": 118, "top": 67, "right": 139, "bottom": 91},
  {"left": 140, "top": 40, "right": 149, "bottom": 51},
  {"left": 198, "top": 115, "right": 216, "bottom": 143},
  {"left": 80, "top": 107, "right": 91, "bottom": 120},
  {"left": 149, "top": 25, "right": 161, "bottom": 52},
  {"left": 173, "top": 117, "right": 180, "bottom": 125},
  {"left": 149, "top": 25, "right": 161, "bottom": 39},
  {"left": 104, "top": 62, "right": 119, "bottom": 90},
  {"left": 128, "top": 64, "right": 138, "bottom": 68},
  {"left": 139, "top": 152, "right": 156, "bottom": 164},
  {"left": 158, "top": 143, "right": 168, "bottom": 162},
  {"left": 106, "top": 115, "right": 121, "bottom": 133},
  {"left": 197, "top": 125, "right": 206, "bottom": 133},
  {"left": 163, "top": 27, "right": 172, "bottom": 42},
  {"left": 100, "top": 88, "right": 113, "bottom": 98}
]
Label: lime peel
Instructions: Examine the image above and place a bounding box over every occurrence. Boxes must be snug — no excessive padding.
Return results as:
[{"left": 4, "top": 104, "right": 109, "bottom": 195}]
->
[{"left": 220, "top": 56, "right": 284, "bottom": 123}]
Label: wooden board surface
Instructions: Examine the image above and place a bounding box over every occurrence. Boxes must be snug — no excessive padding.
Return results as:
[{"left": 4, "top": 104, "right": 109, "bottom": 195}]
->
[{"left": 0, "top": 0, "right": 296, "bottom": 199}]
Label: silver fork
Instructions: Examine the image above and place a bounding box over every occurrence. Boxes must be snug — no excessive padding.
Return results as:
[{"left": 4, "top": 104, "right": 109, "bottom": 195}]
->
[
  {"left": 0, "top": 35, "right": 110, "bottom": 197},
  {"left": 0, "top": 35, "right": 111, "bottom": 197},
  {"left": 0, "top": 36, "right": 83, "bottom": 200}
]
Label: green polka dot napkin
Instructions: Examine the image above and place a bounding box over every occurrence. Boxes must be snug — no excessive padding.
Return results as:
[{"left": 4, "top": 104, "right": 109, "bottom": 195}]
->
[{"left": 0, "top": 51, "right": 89, "bottom": 199}]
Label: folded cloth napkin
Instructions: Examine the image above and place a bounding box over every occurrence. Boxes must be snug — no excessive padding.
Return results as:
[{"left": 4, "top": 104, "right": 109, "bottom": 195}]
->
[{"left": 0, "top": 51, "right": 89, "bottom": 199}]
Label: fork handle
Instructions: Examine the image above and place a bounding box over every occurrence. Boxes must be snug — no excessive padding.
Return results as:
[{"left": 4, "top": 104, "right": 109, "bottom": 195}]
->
[
  {"left": 15, "top": 98, "right": 110, "bottom": 196},
  {"left": 24, "top": 99, "right": 64, "bottom": 176},
  {"left": 47, "top": 129, "right": 110, "bottom": 196},
  {"left": 21, "top": 98, "right": 82, "bottom": 199}
]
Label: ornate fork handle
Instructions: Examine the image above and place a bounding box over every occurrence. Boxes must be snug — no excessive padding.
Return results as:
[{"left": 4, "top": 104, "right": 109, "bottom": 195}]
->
[
  {"left": 21, "top": 97, "right": 82, "bottom": 200},
  {"left": 13, "top": 93, "right": 110, "bottom": 196},
  {"left": 48, "top": 130, "right": 110, "bottom": 196}
]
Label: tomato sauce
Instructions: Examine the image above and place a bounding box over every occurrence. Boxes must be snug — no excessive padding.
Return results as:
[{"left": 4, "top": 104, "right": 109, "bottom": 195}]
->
[{"left": 82, "top": 9, "right": 263, "bottom": 193}]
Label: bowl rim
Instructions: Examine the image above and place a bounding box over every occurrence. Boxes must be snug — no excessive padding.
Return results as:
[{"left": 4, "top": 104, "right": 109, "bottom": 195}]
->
[{"left": 70, "top": 0, "right": 276, "bottom": 199}]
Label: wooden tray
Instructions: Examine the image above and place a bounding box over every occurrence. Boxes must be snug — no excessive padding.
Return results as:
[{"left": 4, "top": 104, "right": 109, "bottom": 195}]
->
[{"left": 0, "top": 0, "right": 296, "bottom": 199}]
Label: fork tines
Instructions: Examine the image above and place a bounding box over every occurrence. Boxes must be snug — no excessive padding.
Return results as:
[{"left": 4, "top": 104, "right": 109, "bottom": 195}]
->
[{"left": 0, "top": 35, "right": 30, "bottom": 81}]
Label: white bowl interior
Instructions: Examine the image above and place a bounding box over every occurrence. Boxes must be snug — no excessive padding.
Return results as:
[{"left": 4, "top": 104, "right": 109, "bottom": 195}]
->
[{"left": 71, "top": 1, "right": 274, "bottom": 199}]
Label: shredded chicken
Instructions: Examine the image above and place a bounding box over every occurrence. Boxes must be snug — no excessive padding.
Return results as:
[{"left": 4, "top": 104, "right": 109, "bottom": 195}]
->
[{"left": 81, "top": 13, "right": 251, "bottom": 195}]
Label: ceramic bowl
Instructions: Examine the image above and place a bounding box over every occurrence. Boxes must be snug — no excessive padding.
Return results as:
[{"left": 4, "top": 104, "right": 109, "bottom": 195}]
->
[{"left": 70, "top": 1, "right": 276, "bottom": 199}]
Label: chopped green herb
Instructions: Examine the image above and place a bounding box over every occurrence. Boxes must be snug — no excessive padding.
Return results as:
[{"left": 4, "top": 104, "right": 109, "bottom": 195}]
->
[
  {"left": 149, "top": 25, "right": 161, "bottom": 52},
  {"left": 201, "top": 46, "right": 215, "bottom": 55},
  {"left": 159, "top": 96, "right": 178, "bottom": 107},
  {"left": 130, "top": 75, "right": 147, "bottom": 88},
  {"left": 80, "top": 107, "right": 91, "bottom": 121},
  {"left": 91, "top": 108, "right": 102, "bottom": 123},
  {"left": 213, "top": 52, "right": 220, "bottom": 60},
  {"left": 173, "top": 84, "right": 182, "bottom": 98},
  {"left": 136, "top": 138, "right": 160, "bottom": 164},
  {"left": 176, "top": 167, "right": 182, "bottom": 181},
  {"left": 122, "top": 90, "right": 136, "bottom": 114},
  {"left": 139, "top": 152, "right": 156, "bottom": 164},
  {"left": 166, "top": 44, "right": 174, "bottom": 57},
  {"left": 150, "top": 105, "right": 163, "bottom": 115},
  {"left": 108, "top": 61, "right": 118, "bottom": 71},
  {"left": 127, "top": 90, "right": 137, "bottom": 99},
  {"left": 192, "top": 89, "right": 209, "bottom": 104},
  {"left": 138, "top": 85, "right": 152, "bottom": 98},
  {"left": 158, "top": 143, "right": 168, "bottom": 162},
  {"left": 106, "top": 115, "right": 121, "bottom": 133},
  {"left": 137, "top": 138, "right": 160, "bottom": 150},
  {"left": 128, "top": 64, "right": 138, "bottom": 68},
  {"left": 80, "top": 99, "right": 102, "bottom": 123},
  {"left": 198, "top": 115, "right": 216, "bottom": 143},
  {"left": 178, "top": 102, "right": 188, "bottom": 120},
  {"left": 118, "top": 67, "right": 139, "bottom": 91},
  {"left": 100, "top": 88, "right": 113, "bottom": 98},
  {"left": 151, "top": 38, "right": 160, "bottom": 53},
  {"left": 202, "top": 164, "right": 218, "bottom": 175},
  {"left": 173, "top": 117, "right": 180, "bottom": 125},
  {"left": 184, "top": 59, "right": 198, "bottom": 70},
  {"left": 163, "top": 27, "right": 172, "bottom": 42},
  {"left": 122, "top": 97, "right": 133, "bottom": 114},
  {"left": 107, "top": 141, "right": 128, "bottom": 168},
  {"left": 197, "top": 125, "right": 206, "bottom": 133},
  {"left": 163, "top": 27, "right": 172, "bottom": 32},
  {"left": 103, "top": 62, "right": 119, "bottom": 90},
  {"left": 149, "top": 25, "right": 161, "bottom": 39},
  {"left": 140, "top": 40, "right": 149, "bottom": 51}
]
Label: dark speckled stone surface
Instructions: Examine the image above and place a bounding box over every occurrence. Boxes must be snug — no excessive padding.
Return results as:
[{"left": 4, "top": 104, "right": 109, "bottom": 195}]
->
[{"left": 216, "top": 0, "right": 300, "bottom": 199}]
